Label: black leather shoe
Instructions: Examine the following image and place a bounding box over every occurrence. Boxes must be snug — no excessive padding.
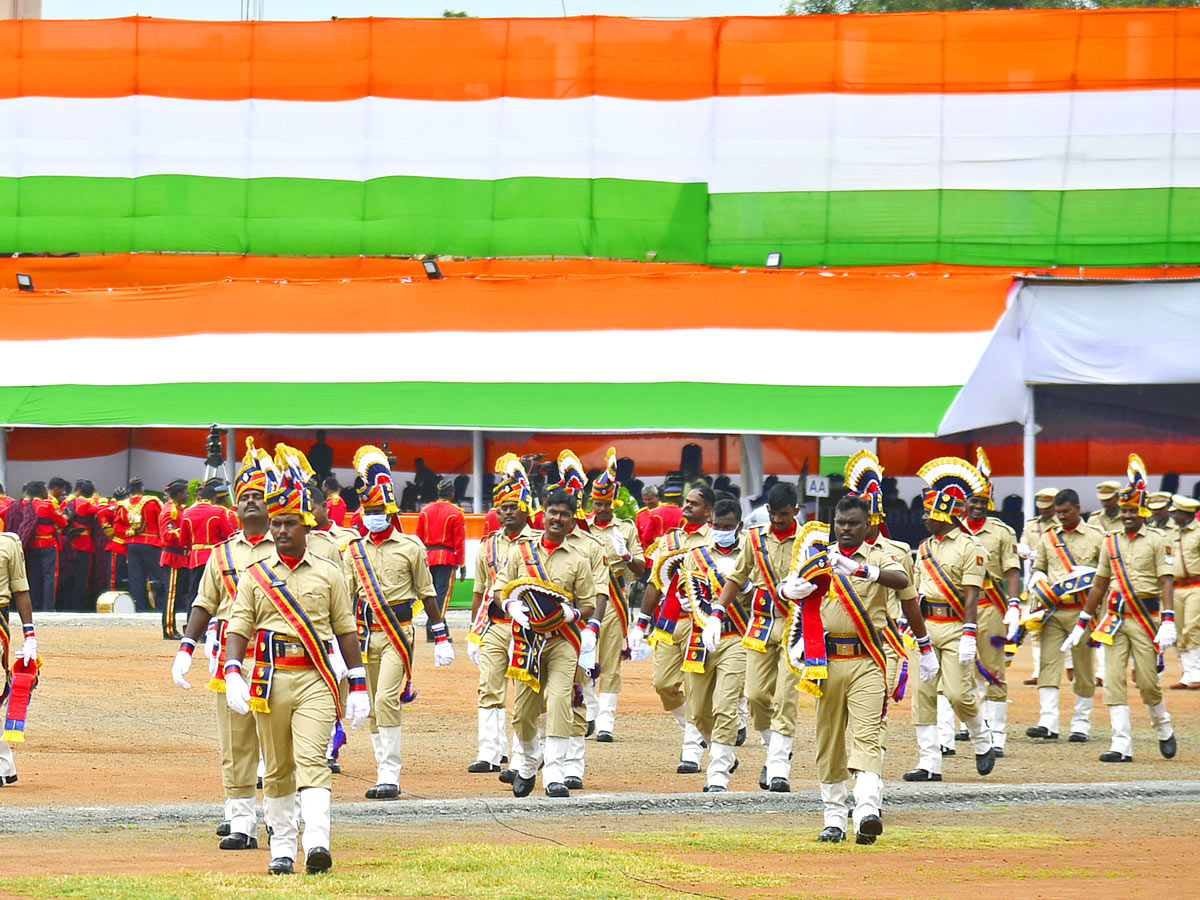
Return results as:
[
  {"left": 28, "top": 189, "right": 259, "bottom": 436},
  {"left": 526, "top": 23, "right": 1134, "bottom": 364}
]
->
[
  {"left": 365, "top": 783, "right": 400, "bottom": 800},
  {"left": 268, "top": 857, "right": 294, "bottom": 876},
  {"left": 902, "top": 768, "right": 942, "bottom": 782},
  {"left": 1099, "top": 751, "right": 1132, "bottom": 762},
  {"left": 1159, "top": 734, "right": 1177, "bottom": 759},
  {"left": 498, "top": 768, "right": 517, "bottom": 784},
  {"left": 817, "top": 826, "right": 845, "bottom": 843},
  {"left": 729, "top": 756, "right": 739, "bottom": 774},
  {"left": 940, "top": 745, "right": 956, "bottom": 756},
  {"left": 327, "top": 758, "right": 341, "bottom": 774},
  {"left": 736, "top": 727, "right": 746, "bottom": 747},
  {"left": 992, "top": 748, "right": 1005, "bottom": 758},
  {"left": 305, "top": 846, "right": 332, "bottom": 874},
  {"left": 512, "top": 773, "right": 535, "bottom": 797},
  {"left": 596, "top": 731, "right": 613, "bottom": 743},
  {"left": 500, "top": 755, "right": 509, "bottom": 764},
  {"left": 955, "top": 729, "right": 969, "bottom": 742},
  {"left": 257, "top": 777, "right": 264, "bottom": 789},
  {"left": 759, "top": 766, "right": 768, "bottom": 790},
  {"left": 703, "top": 785, "right": 727, "bottom": 792},
  {"left": 585, "top": 720, "right": 595, "bottom": 737},
  {"left": 1068, "top": 732, "right": 1089, "bottom": 743},
  {"left": 216, "top": 820, "right": 231, "bottom": 837},
  {"left": 564, "top": 776, "right": 583, "bottom": 790},
  {"left": 975, "top": 748, "right": 996, "bottom": 776},
  {"left": 857, "top": 813, "right": 883, "bottom": 841},
  {"left": 545, "top": 782, "right": 570, "bottom": 798},
  {"left": 468, "top": 760, "right": 499, "bottom": 773},
  {"left": 768, "top": 777, "right": 790, "bottom": 793},
  {"left": 677, "top": 760, "right": 700, "bottom": 774},
  {"left": 219, "top": 832, "right": 258, "bottom": 851},
  {"left": 1025, "top": 725, "right": 1059, "bottom": 740}
]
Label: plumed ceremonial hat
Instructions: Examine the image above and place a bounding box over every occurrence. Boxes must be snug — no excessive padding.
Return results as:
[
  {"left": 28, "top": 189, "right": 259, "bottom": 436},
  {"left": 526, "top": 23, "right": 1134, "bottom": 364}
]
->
[
  {"left": 265, "top": 443, "right": 317, "bottom": 526},
  {"left": 234, "top": 437, "right": 270, "bottom": 500},
  {"left": 493, "top": 453, "right": 535, "bottom": 513},
  {"left": 1117, "top": 454, "right": 1150, "bottom": 517},
  {"left": 590, "top": 447, "right": 620, "bottom": 504},
  {"left": 918, "top": 457, "right": 987, "bottom": 524},
  {"left": 844, "top": 449, "right": 885, "bottom": 525},
  {"left": 353, "top": 445, "right": 399, "bottom": 514}
]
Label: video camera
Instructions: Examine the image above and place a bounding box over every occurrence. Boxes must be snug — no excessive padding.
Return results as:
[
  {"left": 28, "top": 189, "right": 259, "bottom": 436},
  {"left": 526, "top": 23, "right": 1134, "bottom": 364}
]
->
[{"left": 205, "top": 424, "right": 225, "bottom": 467}]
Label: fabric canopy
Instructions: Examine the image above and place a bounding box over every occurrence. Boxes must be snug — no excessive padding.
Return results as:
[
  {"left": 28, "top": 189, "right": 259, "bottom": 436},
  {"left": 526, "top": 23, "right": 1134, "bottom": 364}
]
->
[{"left": 2, "top": 10, "right": 1200, "bottom": 266}]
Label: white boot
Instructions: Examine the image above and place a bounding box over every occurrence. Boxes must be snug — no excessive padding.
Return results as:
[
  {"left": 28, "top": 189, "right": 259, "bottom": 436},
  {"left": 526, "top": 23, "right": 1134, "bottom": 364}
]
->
[
  {"left": 1183, "top": 648, "right": 1200, "bottom": 686},
  {"left": 498, "top": 709, "right": 511, "bottom": 762},
  {"left": 513, "top": 737, "right": 541, "bottom": 779},
  {"left": 705, "top": 742, "right": 737, "bottom": 790},
  {"left": 375, "top": 725, "right": 402, "bottom": 786},
  {"left": 264, "top": 793, "right": 299, "bottom": 862},
  {"left": 1031, "top": 640, "right": 1042, "bottom": 674},
  {"left": 582, "top": 678, "right": 599, "bottom": 723},
  {"left": 1069, "top": 695, "right": 1093, "bottom": 737},
  {"left": 229, "top": 796, "right": 257, "bottom": 840},
  {"left": 1147, "top": 701, "right": 1173, "bottom": 741},
  {"left": 369, "top": 731, "right": 386, "bottom": 768},
  {"left": 1095, "top": 644, "right": 1106, "bottom": 681},
  {"left": 542, "top": 735, "right": 570, "bottom": 787},
  {"left": 964, "top": 712, "right": 993, "bottom": 757},
  {"left": 1108, "top": 704, "right": 1133, "bottom": 757},
  {"left": 0, "top": 741, "right": 15, "bottom": 780},
  {"left": 758, "top": 728, "right": 772, "bottom": 748},
  {"left": 853, "top": 770, "right": 884, "bottom": 828},
  {"left": 564, "top": 736, "right": 586, "bottom": 782},
  {"left": 681, "top": 722, "right": 704, "bottom": 766},
  {"left": 475, "top": 707, "right": 494, "bottom": 765},
  {"left": 738, "top": 696, "right": 749, "bottom": 730},
  {"left": 596, "top": 692, "right": 619, "bottom": 736},
  {"left": 984, "top": 699, "right": 1008, "bottom": 751},
  {"left": 298, "top": 786, "right": 331, "bottom": 855},
  {"left": 765, "top": 731, "right": 793, "bottom": 782},
  {"left": 913, "top": 724, "right": 942, "bottom": 776},
  {"left": 1036, "top": 686, "right": 1060, "bottom": 734},
  {"left": 220, "top": 796, "right": 233, "bottom": 831},
  {"left": 820, "top": 781, "right": 848, "bottom": 831},
  {"left": 669, "top": 704, "right": 687, "bottom": 730},
  {"left": 936, "top": 693, "right": 955, "bottom": 749}
]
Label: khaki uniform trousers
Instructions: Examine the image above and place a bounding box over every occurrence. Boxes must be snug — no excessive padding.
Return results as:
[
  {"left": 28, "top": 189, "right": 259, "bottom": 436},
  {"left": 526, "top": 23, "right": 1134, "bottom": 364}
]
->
[
  {"left": 597, "top": 600, "right": 626, "bottom": 694},
  {"left": 1037, "top": 607, "right": 1096, "bottom": 697},
  {"left": 477, "top": 621, "right": 511, "bottom": 709},
  {"left": 651, "top": 617, "right": 692, "bottom": 711},
  {"left": 215, "top": 689, "right": 259, "bottom": 799},
  {"left": 814, "top": 656, "right": 887, "bottom": 783},
  {"left": 365, "top": 624, "right": 415, "bottom": 731},
  {"left": 684, "top": 634, "right": 747, "bottom": 745},
  {"left": 1104, "top": 618, "right": 1163, "bottom": 707},
  {"left": 880, "top": 649, "right": 902, "bottom": 752},
  {"left": 513, "top": 635, "right": 578, "bottom": 741},
  {"left": 254, "top": 667, "right": 337, "bottom": 798},
  {"left": 914, "top": 619, "right": 980, "bottom": 725},
  {"left": 976, "top": 604, "right": 1008, "bottom": 702},
  {"left": 744, "top": 617, "right": 799, "bottom": 737},
  {"left": 1177, "top": 586, "right": 1200, "bottom": 651}
]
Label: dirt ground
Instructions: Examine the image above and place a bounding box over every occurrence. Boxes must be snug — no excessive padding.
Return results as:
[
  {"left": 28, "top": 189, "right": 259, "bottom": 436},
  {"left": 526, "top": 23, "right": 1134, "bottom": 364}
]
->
[{"left": 6, "top": 621, "right": 1200, "bottom": 809}]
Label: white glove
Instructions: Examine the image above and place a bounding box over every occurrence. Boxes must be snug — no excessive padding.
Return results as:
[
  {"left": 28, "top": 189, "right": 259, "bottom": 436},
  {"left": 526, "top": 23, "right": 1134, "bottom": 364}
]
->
[
  {"left": 918, "top": 647, "right": 940, "bottom": 683},
  {"left": 778, "top": 575, "right": 816, "bottom": 602},
  {"left": 505, "top": 599, "right": 531, "bottom": 629},
  {"left": 581, "top": 629, "right": 598, "bottom": 655},
  {"left": 1060, "top": 613, "right": 1091, "bottom": 652},
  {"left": 21, "top": 635, "right": 38, "bottom": 665},
  {"left": 579, "top": 645, "right": 597, "bottom": 671},
  {"left": 1016, "top": 542, "right": 1035, "bottom": 560},
  {"left": 1003, "top": 603, "right": 1022, "bottom": 641},
  {"left": 829, "top": 551, "right": 858, "bottom": 576},
  {"left": 610, "top": 528, "right": 629, "bottom": 559},
  {"left": 701, "top": 614, "right": 722, "bottom": 653},
  {"left": 1027, "top": 570, "right": 1048, "bottom": 589},
  {"left": 559, "top": 602, "right": 579, "bottom": 625},
  {"left": 204, "top": 619, "right": 219, "bottom": 658},
  {"left": 433, "top": 639, "right": 455, "bottom": 667},
  {"left": 346, "top": 689, "right": 370, "bottom": 729},
  {"left": 957, "top": 632, "right": 977, "bottom": 666},
  {"left": 224, "top": 670, "right": 251, "bottom": 715},
  {"left": 627, "top": 623, "right": 650, "bottom": 660},
  {"left": 171, "top": 650, "right": 193, "bottom": 690},
  {"left": 466, "top": 640, "right": 481, "bottom": 667},
  {"left": 329, "top": 641, "right": 349, "bottom": 682},
  {"left": 1156, "top": 619, "right": 1178, "bottom": 651}
]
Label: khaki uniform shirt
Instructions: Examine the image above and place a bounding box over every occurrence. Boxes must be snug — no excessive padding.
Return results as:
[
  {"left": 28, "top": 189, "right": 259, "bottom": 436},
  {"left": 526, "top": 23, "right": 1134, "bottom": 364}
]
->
[
  {"left": 588, "top": 517, "right": 645, "bottom": 584},
  {"left": 1021, "top": 515, "right": 1059, "bottom": 549},
  {"left": 341, "top": 530, "right": 437, "bottom": 606},
  {"left": 1033, "top": 521, "right": 1104, "bottom": 581},
  {"left": 823, "top": 542, "right": 905, "bottom": 634},
  {"left": 0, "top": 532, "right": 29, "bottom": 605},
  {"left": 965, "top": 517, "right": 1020, "bottom": 582},
  {"left": 193, "top": 531, "right": 276, "bottom": 621},
  {"left": 727, "top": 525, "right": 794, "bottom": 592},
  {"left": 1086, "top": 510, "right": 1122, "bottom": 534},
  {"left": 494, "top": 536, "right": 597, "bottom": 610},
  {"left": 228, "top": 550, "right": 356, "bottom": 643},
  {"left": 1173, "top": 520, "right": 1200, "bottom": 582},
  {"left": 873, "top": 535, "right": 917, "bottom": 620},
  {"left": 917, "top": 529, "right": 985, "bottom": 600},
  {"left": 474, "top": 524, "right": 536, "bottom": 595},
  {"left": 1095, "top": 527, "right": 1172, "bottom": 598},
  {"left": 565, "top": 526, "right": 610, "bottom": 603}
]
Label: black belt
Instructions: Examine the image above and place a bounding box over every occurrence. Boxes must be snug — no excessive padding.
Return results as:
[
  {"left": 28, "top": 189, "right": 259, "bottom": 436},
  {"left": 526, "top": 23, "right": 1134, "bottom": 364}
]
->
[
  {"left": 920, "top": 599, "right": 959, "bottom": 620},
  {"left": 825, "top": 634, "right": 869, "bottom": 658},
  {"left": 427, "top": 543, "right": 454, "bottom": 553}
]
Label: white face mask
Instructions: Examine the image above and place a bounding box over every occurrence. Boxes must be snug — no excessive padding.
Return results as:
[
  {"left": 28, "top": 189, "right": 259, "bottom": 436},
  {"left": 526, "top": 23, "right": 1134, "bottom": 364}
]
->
[
  {"left": 362, "top": 513, "right": 391, "bottom": 533},
  {"left": 711, "top": 528, "right": 738, "bottom": 548}
]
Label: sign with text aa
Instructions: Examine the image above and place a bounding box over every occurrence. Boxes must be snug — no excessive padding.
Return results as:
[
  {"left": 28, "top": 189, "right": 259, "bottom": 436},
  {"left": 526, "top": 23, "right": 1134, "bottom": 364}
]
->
[{"left": 806, "top": 476, "right": 829, "bottom": 498}]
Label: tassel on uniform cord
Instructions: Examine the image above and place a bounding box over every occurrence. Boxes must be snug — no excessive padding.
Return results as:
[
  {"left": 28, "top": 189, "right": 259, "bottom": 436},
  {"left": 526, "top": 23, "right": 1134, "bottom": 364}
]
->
[
  {"left": 247, "top": 698, "right": 270, "bottom": 714},
  {"left": 506, "top": 666, "right": 541, "bottom": 693},
  {"left": 796, "top": 679, "right": 823, "bottom": 698},
  {"left": 651, "top": 628, "right": 674, "bottom": 646}
]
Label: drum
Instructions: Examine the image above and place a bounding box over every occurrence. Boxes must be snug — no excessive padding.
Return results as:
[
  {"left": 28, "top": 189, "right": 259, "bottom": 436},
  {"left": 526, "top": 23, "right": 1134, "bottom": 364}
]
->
[{"left": 96, "top": 591, "right": 135, "bottom": 614}]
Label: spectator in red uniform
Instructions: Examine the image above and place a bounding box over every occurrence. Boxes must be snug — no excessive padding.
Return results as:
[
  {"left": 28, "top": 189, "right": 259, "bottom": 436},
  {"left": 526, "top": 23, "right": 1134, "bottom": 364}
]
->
[
  {"left": 482, "top": 505, "right": 501, "bottom": 537},
  {"left": 61, "top": 479, "right": 102, "bottom": 611},
  {"left": 98, "top": 488, "right": 130, "bottom": 592},
  {"left": 124, "top": 477, "right": 165, "bottom": 615},
  {"left": 636, "top": 485, "right": 659, "bottom": 549},
  {"left": 643, "top": 481, "right": 684, "bottom": 549},
  {"left": 0, "top": 482, "right": 13, "bottom": 529},
  {"left": 181, "top": 477, "right": 237, "bottom": 614},
  {"left": 324, "top": 476, "right": 348, "bottom": 526},
  {"left": 158, "top": 479, "right": 191, "bottom": 639},
  {"left": 27, "top": 480, "right": 68, "bottom": 611},
  {"left": 416, "top": 478, "right": 466, "bottom": 642}
]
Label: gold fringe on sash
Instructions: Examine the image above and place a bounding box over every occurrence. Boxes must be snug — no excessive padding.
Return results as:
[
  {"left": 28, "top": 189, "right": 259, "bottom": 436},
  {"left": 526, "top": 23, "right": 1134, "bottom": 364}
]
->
[
  {"left": 741, "top": 635, "right": 767, "bottom": 652},
  {"left": 208, "top": 677, "right": 227, "bottom": 693},
  {"left": 681, "top": 660, "right": 705, "bottom": 674},
  {"left": 506, "top": 665, "right": 541, "bottom": 693},
  {"left": 247, "top": 697, "right": 270, "bottom": 714},
  {"left": 2, "top": 729, "right": 24, "bottom": 743}
]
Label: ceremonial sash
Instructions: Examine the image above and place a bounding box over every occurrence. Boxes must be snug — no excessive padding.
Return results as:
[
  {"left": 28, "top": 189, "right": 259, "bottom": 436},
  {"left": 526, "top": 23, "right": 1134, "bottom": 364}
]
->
[
  {"left": 649, "top": 531, "right": 686, "bottom": 646},
  {"left": 206, "top": 540, "right": 243, "bottom": 691},
  {"left": 348, "top": 538, "right": 417, "bottom": 703},
  {"left": 608, "top": 570, "right": 630, "bottom": 641},
  {"left": 0, "top": 607, "right": 9, "bottom": 702},
  {"left": 742, "top": 528, "right": 786, "bottom": 652},
  {"left": 1092, "top": 533, "right": 1159, "bottom": 646},
  {"left": 468, "top": 532, "right": 507, "bottom": 646},
  {"left": 1047, "top": 529, "right": 1077, "bottom": 573},
  {"left": 981, "top": 572, "right": 1008, "bottom": 613},
  {"left": 504, "top": 541, "right": 582, "bottom": 692},
  {"left": 207, "top": 620, "right": 232, "bottom": 693},
  {"left": 2, "top": 656, "right": 39, "bottom": 742},
  {"left": 679, "top": 548, "right": 750, "bottom": 675},
  {"left": 243, "top": 561, "right": 342, "bottom": 718},
  {"left": 827, "top": 574, "right": 888, "bottom": 672},
  {"left": 918, "top": 540, "right": 966, "bottom": 619}
]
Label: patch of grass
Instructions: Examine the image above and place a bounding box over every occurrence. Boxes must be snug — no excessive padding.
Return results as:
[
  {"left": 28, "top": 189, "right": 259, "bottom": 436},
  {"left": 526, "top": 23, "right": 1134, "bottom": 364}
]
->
[
  {"left": 0, "top": 840, "right": 781, "bottom": 900},
  {"left": 613, "top": 825, "right": 1076, "bottom": 853}
]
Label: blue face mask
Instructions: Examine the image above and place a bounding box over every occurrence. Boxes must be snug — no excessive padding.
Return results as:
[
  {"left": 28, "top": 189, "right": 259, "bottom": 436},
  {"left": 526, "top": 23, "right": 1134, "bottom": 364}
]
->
[
  {"left": 711, "top": 528, "right": 738, "bottom": 548},
  {"left": 362, "top": 513, "right": 391, "bottom": 533}
]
